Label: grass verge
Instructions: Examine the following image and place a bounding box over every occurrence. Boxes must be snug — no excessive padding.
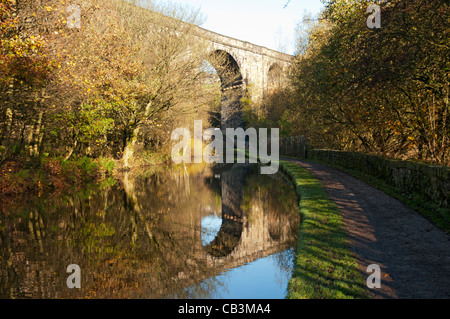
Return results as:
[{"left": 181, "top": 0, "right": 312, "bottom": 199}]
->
[
  {"left": 280, "top": 160, "right": 369, "bottom": 299},
  {"left": 0, "top": 156, "right": 116, "bottom": 206}
]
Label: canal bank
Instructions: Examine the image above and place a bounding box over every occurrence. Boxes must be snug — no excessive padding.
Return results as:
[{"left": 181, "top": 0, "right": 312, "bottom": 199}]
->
[{"left": 281, "top": 159, "right": 450, "bottom": 299}]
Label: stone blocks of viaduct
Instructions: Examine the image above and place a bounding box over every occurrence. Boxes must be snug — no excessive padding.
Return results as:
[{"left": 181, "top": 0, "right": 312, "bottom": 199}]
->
[{"left": 197, "top": 26, "right": 294, "bottom": 105}]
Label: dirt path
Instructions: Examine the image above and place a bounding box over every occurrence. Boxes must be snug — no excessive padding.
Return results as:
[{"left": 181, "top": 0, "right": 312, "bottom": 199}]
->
[{"left": 285, "top": 159, "right": 450, "bottom": 299}]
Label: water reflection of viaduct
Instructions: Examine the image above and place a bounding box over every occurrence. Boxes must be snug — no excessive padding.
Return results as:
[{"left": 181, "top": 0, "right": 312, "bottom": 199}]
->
[{"left": 200, "top": 166, "right": 297, "bottom": 271}]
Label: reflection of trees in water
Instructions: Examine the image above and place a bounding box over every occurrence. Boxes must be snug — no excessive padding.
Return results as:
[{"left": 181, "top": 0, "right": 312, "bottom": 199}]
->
[
  {"left": 241, "top": 167, "right": 299, "bottom": 248},
  {"left": 0, "top": 169, "right": 222, "bottom": 299},
  {"left": 166, "top": 276, "right": 228, "bottom": 299},
  {"left": 0, "top": 165, "right": 299, "bottom": 299},
  {"left": 272, "top": 248, "right": 296, "bottom": 289}
]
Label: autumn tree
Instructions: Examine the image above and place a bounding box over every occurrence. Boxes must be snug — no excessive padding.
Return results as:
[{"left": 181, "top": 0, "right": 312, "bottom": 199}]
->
[
  {"left": 1, "top": 0, "right": 224, "bottom": 169},
  {"left": 0, "top": 0, "right": 55, "bottom": 158},
  {"left": 289, "top": 0, "right": 449, "bottom": 164}
]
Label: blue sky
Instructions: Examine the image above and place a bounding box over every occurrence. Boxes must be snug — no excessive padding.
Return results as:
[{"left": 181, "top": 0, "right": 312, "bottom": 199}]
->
[{"left": 164, "top": 0, "right": 325, "bottom": 55}]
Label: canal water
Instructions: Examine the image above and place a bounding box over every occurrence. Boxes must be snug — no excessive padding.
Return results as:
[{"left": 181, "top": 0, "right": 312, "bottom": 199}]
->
[{"left": 0, "top": 164, "right": 300, "bottom": 299}]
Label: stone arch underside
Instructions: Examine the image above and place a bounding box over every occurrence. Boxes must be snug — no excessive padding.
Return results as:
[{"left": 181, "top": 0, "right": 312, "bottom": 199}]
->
[{"left": 206, "top": 50, "right": 245, "bottom": 130}]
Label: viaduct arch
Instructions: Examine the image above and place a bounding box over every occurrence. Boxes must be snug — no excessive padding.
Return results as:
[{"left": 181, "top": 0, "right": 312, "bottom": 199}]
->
[{"left": 195, "top": 26, "right": 294, "bottom": 129}]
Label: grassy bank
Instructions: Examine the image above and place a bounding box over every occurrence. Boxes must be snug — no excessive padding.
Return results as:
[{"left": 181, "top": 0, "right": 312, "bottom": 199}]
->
[
  {"left": 0, "top": 149, "right": 197, "bottom": 209},
  {"left": 0, "top": 156, "right": 117, "bottom": 206},
  {"left": 280, "top": 160, "right": 369, "bottom": 299}
]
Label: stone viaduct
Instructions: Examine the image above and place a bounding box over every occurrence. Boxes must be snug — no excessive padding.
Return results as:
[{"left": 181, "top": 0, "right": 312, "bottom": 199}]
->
[
  {"left": 194, "top": 26, "right": 294, "bottom": 129},
  {"left": 126, "top": 4, "right": 295, "bottom": 128}
]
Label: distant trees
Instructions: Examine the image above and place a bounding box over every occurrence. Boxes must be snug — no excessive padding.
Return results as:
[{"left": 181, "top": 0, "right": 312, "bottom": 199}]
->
[
  {"left": 0, "top": 0, "right": 220, "bottom": 168},
  {"left": 288, "top": 0, "right": 449, "bottom": 165}
]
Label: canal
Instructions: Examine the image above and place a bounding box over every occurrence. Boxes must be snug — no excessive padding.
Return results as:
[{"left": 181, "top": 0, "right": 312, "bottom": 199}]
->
[{"left": 0, "top": 164, "right": 300, "bottom": 299}]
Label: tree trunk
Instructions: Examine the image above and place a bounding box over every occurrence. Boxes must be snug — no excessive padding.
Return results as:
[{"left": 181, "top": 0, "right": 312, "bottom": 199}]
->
[
  {"left": 26, "top": 124, "right": 34, "bottom": 156},
  {"left": 65, "top": 140, "right": 78, "bottom": 160},
  {"left": 29, "top": 111, "right": 43, "bottom": 157},
  {"left": 122, "top": 126, "right": 139, "bottom": 169},
  {"left": 1, "top": 108, "right": 13, "bottom": 147},
  {"left": 122, "top": 102, "right": 153, "bottom": 169}
]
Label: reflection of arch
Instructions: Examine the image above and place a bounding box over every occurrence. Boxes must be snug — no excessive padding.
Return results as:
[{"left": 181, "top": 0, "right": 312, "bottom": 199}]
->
[
  {"left": 206, "top": 50, "right": 244, "bottom": 129},
  {"left": 267, "top": 63, "right": 283, "bottom": 93},
  {"left": 203, "top": 166, "right": 245, "bottom": 258},
  {"left": 203, "top": 216, "right": 243, "bottom": 258}
]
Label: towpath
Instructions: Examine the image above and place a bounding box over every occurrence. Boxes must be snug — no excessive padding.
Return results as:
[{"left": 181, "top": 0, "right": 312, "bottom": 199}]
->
[{"left": 285, "top": 158, "right": 450, "bottom": 299}]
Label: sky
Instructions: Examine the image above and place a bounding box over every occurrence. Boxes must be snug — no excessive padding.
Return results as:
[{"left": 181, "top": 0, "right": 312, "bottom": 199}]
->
[{"left": 162, "top": 0, "right": 325, "bottom": 55}]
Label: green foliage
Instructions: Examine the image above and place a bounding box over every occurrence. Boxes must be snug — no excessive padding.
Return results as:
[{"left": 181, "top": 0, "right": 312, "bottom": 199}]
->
[
  {"left": 241, "top": 84, "right": 260, "bottom": 128},
  {"left": 77, "top": 104, "right": 115, "bottom": 145},
  {"left": 74, "top": 157, "right": 99, "bottom": 176},
  {"left": 59, "top": 156, "right": 114, "bottom": 182},
  {"left": 50, "top": 102, "right": 115, "bottom": 157},
  {"left": 96, "top": 156, "right": 116, "bottom": 174},
  {"left": 14, "top": 169, "right": 30, "bottom": 179}
]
